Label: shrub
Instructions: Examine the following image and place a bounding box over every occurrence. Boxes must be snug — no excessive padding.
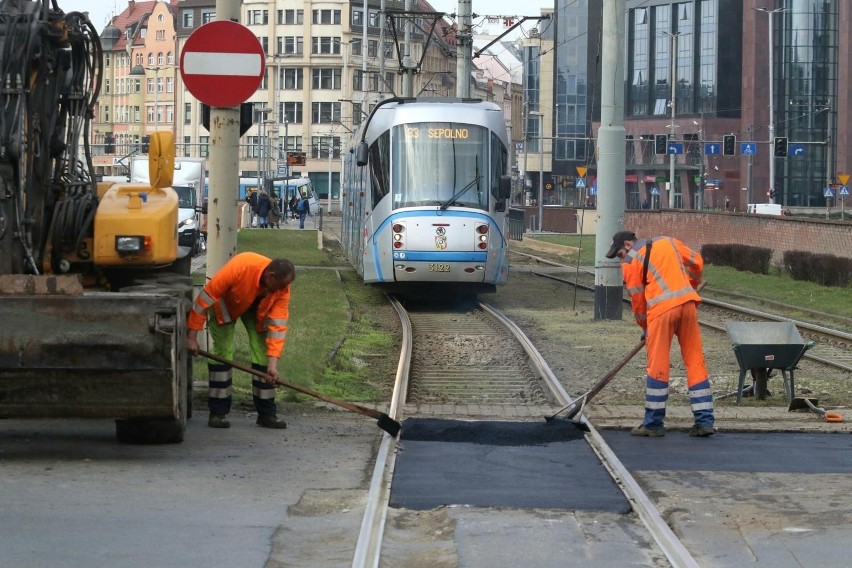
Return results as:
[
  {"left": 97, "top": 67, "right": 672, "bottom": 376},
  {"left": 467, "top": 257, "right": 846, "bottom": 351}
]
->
[{"left": 783, "top": 250, "right": 852, "bottom": 288}]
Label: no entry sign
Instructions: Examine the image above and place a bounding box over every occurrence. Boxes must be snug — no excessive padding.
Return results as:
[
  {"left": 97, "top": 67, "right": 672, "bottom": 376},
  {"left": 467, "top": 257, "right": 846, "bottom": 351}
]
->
[{"left": 180, "top": 21, "right": 265, "bottom": 108}]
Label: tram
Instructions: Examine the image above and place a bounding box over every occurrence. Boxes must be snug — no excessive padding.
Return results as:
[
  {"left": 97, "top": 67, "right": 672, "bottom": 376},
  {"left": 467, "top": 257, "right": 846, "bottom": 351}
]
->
[{"left": 341, "top": 97, "right": 512, "bottom": 293}]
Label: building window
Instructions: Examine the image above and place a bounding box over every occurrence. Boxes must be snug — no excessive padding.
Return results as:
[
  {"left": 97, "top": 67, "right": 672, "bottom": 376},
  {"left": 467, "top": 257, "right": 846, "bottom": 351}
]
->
[
  {"left": 134, "top": 106, "right": 140, "bottom": 123},
  {"left": 283, "top": 68, "right": 303, "bottom": 89},
  {"left": 312, "top": 68, "right": 341, "bottom": 90},
  {"left": 352, "top": 9, "right": 363, "bottom": 26},
  {"left": 166, "top": 77, "right": 173, "bottom": 93},
  {"left": 281, "top": 9, "right": 303, "bottom": 24},
  {"left": 282, "top": 102, "right": 303, "bottom": 124},
  {"left": 201, "top": 9, "right": 214, "bottom": 24},
  {"left": 312, "top": 37, "right": 341, "bottom": 55},
  {"left": 104, "top": 79, "right": 110, "bottom": 94},
  {"left": 182, "top": 10, "right": 194, "bottom": 28},
  {"left": 351, "top": 39, "right": 362, "bottom": 56},
  {"left": 200, "top": 136, "right": 209, "bottom": 158},
  {"left": 312, "top": 9, "right": 341, "bottom": 25},
  {"left": 157, "top": 52, "right": 164, "bottom": 65},
  {"left": 167, "top": 51, "right": 174, "bottom": 65},
  {"left": 352, "top": 103, "right": 363, "bottom": 126},
  {"left": 148, "top": 53, "right": 154, "bottom": 66},
  {"left": 184, "top": 103, "right": 192, "bottom": 124},
  {"left": 368, "top": 40, "right": 378, "bottom": 58},
  {"left": 311, "top": 102, "right": 340, "bottom": 124},
  {"left": 248, "top": 10, "right": 268, "bottom": 25},
  {"left": 282, "top": 36, "right": 303, "bottom": 55}
]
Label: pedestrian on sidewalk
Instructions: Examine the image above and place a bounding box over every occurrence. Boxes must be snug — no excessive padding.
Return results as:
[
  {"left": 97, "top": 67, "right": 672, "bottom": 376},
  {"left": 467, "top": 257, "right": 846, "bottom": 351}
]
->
[{"left": 605, "top": 230, "right": 716, "bottom": 438}]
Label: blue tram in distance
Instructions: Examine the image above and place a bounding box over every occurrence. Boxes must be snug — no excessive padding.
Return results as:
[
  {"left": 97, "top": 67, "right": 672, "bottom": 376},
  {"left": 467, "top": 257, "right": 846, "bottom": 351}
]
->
[{"left": 341, "top": 97, "right": 512, "bottom": 294}]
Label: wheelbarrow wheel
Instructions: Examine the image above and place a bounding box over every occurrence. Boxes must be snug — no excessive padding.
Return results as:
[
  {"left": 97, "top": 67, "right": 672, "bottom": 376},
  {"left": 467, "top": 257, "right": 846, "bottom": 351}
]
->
[{"left": 750, "top": 368, "right": 770, "bottom": 400}]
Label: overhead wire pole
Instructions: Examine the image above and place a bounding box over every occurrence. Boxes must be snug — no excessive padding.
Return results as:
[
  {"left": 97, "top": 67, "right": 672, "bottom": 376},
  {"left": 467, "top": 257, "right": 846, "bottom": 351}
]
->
[
  {"left": 594, "top": 0, "right": 627, "bottom": 321},
  {"left": 402, "top": 0, "right": 414, "bottom": 97},
  {"left": 756, "top": 7, "right": 785, "bottom": 205},
  {"left": 455, "top": 0, "right": 472, "bottom": 98},
  {"left": 665, "top": 31, "right": 680, "bottom": 208}
]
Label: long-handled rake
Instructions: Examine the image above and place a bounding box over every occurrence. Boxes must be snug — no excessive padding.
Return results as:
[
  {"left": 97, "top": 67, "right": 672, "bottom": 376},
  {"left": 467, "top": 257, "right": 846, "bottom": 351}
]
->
[{"left": 197, "top": 350, "right": 401, "bottom": 436}]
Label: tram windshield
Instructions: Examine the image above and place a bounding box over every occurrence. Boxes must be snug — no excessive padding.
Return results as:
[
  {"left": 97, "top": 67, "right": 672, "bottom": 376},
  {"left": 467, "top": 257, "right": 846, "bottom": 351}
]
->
[{"left": 391, "top": 122, "right": 490, "bottom": 210}]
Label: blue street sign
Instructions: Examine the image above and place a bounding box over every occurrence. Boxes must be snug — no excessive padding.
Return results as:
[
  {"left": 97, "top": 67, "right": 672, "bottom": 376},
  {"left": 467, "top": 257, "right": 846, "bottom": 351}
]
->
[
  {"left": 741, "top": 143, "right": 756, "bottom": 155},
  {"left": 667, "top": 142, "right": 683, "bottom": 155},
  {"left": 575, "top": 178, "right": 586, "bottom": 189},
  {"left": 589, "top": 185, "right": 597, "bottom": 195},
  {"left": 704, "top": 142, "right": 720, "bottom": 155},
  {"left": 789, "top": 144, "right": 805, "bottom": 156},
  {"left": 840, "top": 186, "right": 850, "bottom": 196},
  {"left": 650, "top": 187, "right": 659, "bottom": 195},
  {"left": 824, "top": 187, "right": 835, "bottom": 198}
]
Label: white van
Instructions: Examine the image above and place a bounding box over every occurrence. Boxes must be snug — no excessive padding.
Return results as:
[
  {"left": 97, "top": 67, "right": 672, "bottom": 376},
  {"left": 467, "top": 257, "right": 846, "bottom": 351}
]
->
[{"left": 747, "top": 203, "right": 782, "bottom": 216}]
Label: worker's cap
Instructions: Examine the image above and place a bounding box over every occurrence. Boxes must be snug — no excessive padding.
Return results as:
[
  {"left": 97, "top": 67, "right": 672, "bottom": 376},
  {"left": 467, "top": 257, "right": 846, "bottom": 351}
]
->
[{"left": 605, "top": 231, "right": 637, "bottom": 258}]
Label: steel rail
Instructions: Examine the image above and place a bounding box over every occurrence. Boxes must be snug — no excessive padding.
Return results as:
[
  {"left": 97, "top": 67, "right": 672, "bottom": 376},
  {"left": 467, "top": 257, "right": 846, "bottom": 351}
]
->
[{"left": 351, "top": 296, "right": 412, "bottom": 568}]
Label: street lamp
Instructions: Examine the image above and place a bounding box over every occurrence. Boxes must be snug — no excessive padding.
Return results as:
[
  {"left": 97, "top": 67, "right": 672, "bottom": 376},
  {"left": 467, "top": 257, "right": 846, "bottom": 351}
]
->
[{"left": 755, "top": 7, "right": 785, "bottom": 205}]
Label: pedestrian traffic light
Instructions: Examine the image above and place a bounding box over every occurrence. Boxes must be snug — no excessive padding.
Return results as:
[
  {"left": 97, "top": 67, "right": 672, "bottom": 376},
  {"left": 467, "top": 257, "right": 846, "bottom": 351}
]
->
[
  {"left": 723, "top": 135, "right": 736, "bottom": 156},
  {"left": 654, "top": 134, "right": 667, "bottom": 155},
  {"left": 773, "top": 137, "right": 788, "bottom": 158}
]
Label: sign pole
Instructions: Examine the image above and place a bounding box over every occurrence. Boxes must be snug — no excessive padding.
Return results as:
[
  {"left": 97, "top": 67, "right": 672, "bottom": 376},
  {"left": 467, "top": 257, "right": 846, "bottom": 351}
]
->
[{"left": 180, "top": 9, "right": 266, "bottom": 273}]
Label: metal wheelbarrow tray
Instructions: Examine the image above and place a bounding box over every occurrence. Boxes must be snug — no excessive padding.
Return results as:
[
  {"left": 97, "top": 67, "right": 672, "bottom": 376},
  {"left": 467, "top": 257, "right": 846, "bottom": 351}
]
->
[{"left": 724, "top": 322, "right": 814, "bottom": 404}]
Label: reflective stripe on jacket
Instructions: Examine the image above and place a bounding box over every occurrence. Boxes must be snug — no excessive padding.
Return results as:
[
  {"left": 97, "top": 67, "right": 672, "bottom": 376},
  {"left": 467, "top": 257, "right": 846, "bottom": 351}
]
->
[
  {"left": 622, "top": 237, "right": 702, "bottom": 330},
  {"left": 188, "top": 252, "right": 290, "bottom": 357}
]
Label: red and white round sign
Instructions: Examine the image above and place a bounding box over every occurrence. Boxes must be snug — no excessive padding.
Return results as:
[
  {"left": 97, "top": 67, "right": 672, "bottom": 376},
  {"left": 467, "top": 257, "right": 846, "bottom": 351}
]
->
[{"left": 180, "top": 21, "right": 265, "bottom": 108}]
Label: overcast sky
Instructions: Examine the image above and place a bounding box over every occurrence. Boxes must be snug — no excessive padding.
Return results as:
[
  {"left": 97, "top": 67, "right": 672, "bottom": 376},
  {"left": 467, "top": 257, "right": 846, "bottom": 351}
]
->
[{"left": 60, "top": 0, "right": 551, "bottom": 34}]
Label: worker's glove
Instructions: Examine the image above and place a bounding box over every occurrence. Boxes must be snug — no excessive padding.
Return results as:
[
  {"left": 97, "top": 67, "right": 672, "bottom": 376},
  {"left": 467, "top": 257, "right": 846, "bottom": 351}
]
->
[{"left": 640, "top": 332, "right": 647, "bottom": 341}]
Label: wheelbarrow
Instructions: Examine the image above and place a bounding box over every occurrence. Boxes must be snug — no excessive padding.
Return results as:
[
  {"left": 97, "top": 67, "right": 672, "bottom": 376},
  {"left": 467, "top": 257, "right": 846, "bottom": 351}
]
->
[{"left": 724, "top": 322, "right": 814, "bottom": 404}]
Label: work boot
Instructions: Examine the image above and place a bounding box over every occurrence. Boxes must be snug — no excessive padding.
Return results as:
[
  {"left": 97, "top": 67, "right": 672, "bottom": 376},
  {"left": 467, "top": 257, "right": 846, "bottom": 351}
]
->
[
  {"left": 208, "top": 414, "right": 231, "bottom": 429},
  {"left": 256, "top": 414, "right": 287, "bottom": 429},
  {"left": 630, "top": 424, "right": 665, "bottom": 437},
  {"left": 689, "top": 425, "right": 717, "bottom": 437}
]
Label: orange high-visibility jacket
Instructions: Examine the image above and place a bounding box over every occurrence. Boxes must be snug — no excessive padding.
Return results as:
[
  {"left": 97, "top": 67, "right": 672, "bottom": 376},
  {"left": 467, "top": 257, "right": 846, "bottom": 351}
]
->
[
  {"left": 188, "top": 252, "right": 290, "bottom": 357},
  {"left": 622, "top": 237, "right": 702, "bottom": 331}
]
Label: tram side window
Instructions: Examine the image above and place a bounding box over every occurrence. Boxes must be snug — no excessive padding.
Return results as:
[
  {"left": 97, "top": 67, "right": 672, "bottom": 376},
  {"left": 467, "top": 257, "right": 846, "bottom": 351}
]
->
[
  {"left": 490, "top": 132, "right": 507, "bottom": 199},
  {"left": 369, "top": 131, "right": 390, "bottom": 209}
]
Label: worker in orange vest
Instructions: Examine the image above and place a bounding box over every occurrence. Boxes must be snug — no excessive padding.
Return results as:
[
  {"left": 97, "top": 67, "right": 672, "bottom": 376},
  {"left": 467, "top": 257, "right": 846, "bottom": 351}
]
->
[
  {"left": 605, "top": 230, "right": 716, "bottom": 437},
  {"left": 186, "top": 252, "right": 296, "bottom": 429}
]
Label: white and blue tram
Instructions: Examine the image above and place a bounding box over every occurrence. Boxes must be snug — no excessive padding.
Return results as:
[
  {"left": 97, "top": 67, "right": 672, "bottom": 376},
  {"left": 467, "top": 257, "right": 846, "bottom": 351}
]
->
[{"left": 341, "top": 97, "right": 512, "bottom": 293}]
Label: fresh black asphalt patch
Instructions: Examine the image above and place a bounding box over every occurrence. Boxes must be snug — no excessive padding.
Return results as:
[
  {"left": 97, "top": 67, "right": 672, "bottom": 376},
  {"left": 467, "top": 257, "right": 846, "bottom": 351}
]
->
[
  {"left": 389, "top": 418, "right": 630, "bottom": 512},
  {"left": 601, "top": 430, "right": 852, "bottom": 474}
]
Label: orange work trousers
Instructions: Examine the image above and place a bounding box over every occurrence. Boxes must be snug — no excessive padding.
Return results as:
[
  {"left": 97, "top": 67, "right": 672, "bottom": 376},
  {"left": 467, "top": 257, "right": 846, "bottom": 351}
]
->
[{"left": 644, "top": 301, "right": 708, "bottom": 387}]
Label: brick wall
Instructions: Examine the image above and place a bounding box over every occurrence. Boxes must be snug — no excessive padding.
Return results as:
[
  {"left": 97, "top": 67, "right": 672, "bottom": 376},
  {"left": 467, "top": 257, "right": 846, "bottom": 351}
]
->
[{"left": 624, "top": 210, "right": 852, "bottom": 265}]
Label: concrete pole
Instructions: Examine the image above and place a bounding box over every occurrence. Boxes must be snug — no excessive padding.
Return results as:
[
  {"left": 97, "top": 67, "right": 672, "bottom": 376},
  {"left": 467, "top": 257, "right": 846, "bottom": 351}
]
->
[
  {"left": 594, "top": 0, "right": 626, "bottom": 321},
  {"left": 402, "top": 0, "right": 414, "bottom": 97},
  {"left": 538, "top": 114, "right": 544, "bottom": 231},
  {"left": 206, "top": 0, "right": 241, "bottom": 275},
  {"left": 455, "top": 0, "right": 472, "bottom": 98},
  {"left": 668, "top": 32, "right": 677, "bottom": 208},
  {"left": 767, "top": 12, "right": 776, "bottom": 205}
]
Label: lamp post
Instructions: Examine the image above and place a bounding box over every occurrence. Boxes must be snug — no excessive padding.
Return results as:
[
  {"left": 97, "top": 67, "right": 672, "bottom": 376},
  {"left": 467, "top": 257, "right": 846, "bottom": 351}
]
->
[
  {"left": 145, "top": 66, "right": 163, "bottom": 131},
  {"left": 756, "top": 7, "right": 785, "bottom": 205},
  {"left": 255, "top": 107, "right": 271, "bottom": 192}
]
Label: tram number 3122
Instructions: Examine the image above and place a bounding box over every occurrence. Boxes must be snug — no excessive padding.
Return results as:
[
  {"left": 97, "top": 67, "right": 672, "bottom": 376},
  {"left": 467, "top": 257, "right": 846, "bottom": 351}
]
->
[{"left": 429, "top": 263, "right": 451, "bottom": 272}]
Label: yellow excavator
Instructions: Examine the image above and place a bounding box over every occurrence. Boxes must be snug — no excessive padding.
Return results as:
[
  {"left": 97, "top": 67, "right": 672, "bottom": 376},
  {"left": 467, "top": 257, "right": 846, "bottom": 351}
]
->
[{"left": 0, "top": 2, "right": 193, "bottom": 442}]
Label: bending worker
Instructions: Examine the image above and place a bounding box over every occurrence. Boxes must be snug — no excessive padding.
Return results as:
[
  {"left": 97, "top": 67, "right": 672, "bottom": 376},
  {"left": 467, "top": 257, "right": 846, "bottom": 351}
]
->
[
  {"left": 605, "top": 231, "right": 716, "bottom": 437},
  {"left": 186, "top": 252, "right": 296, "bottom": 429}
]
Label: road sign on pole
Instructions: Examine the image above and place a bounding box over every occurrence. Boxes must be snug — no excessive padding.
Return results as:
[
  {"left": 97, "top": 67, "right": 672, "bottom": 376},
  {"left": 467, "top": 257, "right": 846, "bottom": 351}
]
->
[{"left": 180, "top": 21, "right": 265, "bottom": 108}]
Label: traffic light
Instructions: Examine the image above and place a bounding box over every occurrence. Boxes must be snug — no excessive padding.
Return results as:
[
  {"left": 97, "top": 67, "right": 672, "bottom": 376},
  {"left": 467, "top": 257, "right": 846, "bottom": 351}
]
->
[
  {"left": 773, "top": 137, "right": 788, "bottom": 158},
  {"left": 287, "top": 151, "right": 306, "bottom": 166},
  {"left": 723, "top": 135, "right": 736, "bottom": 156},
  {"left": 654, "top": 134, "right": 667, "bottom": 155}
]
